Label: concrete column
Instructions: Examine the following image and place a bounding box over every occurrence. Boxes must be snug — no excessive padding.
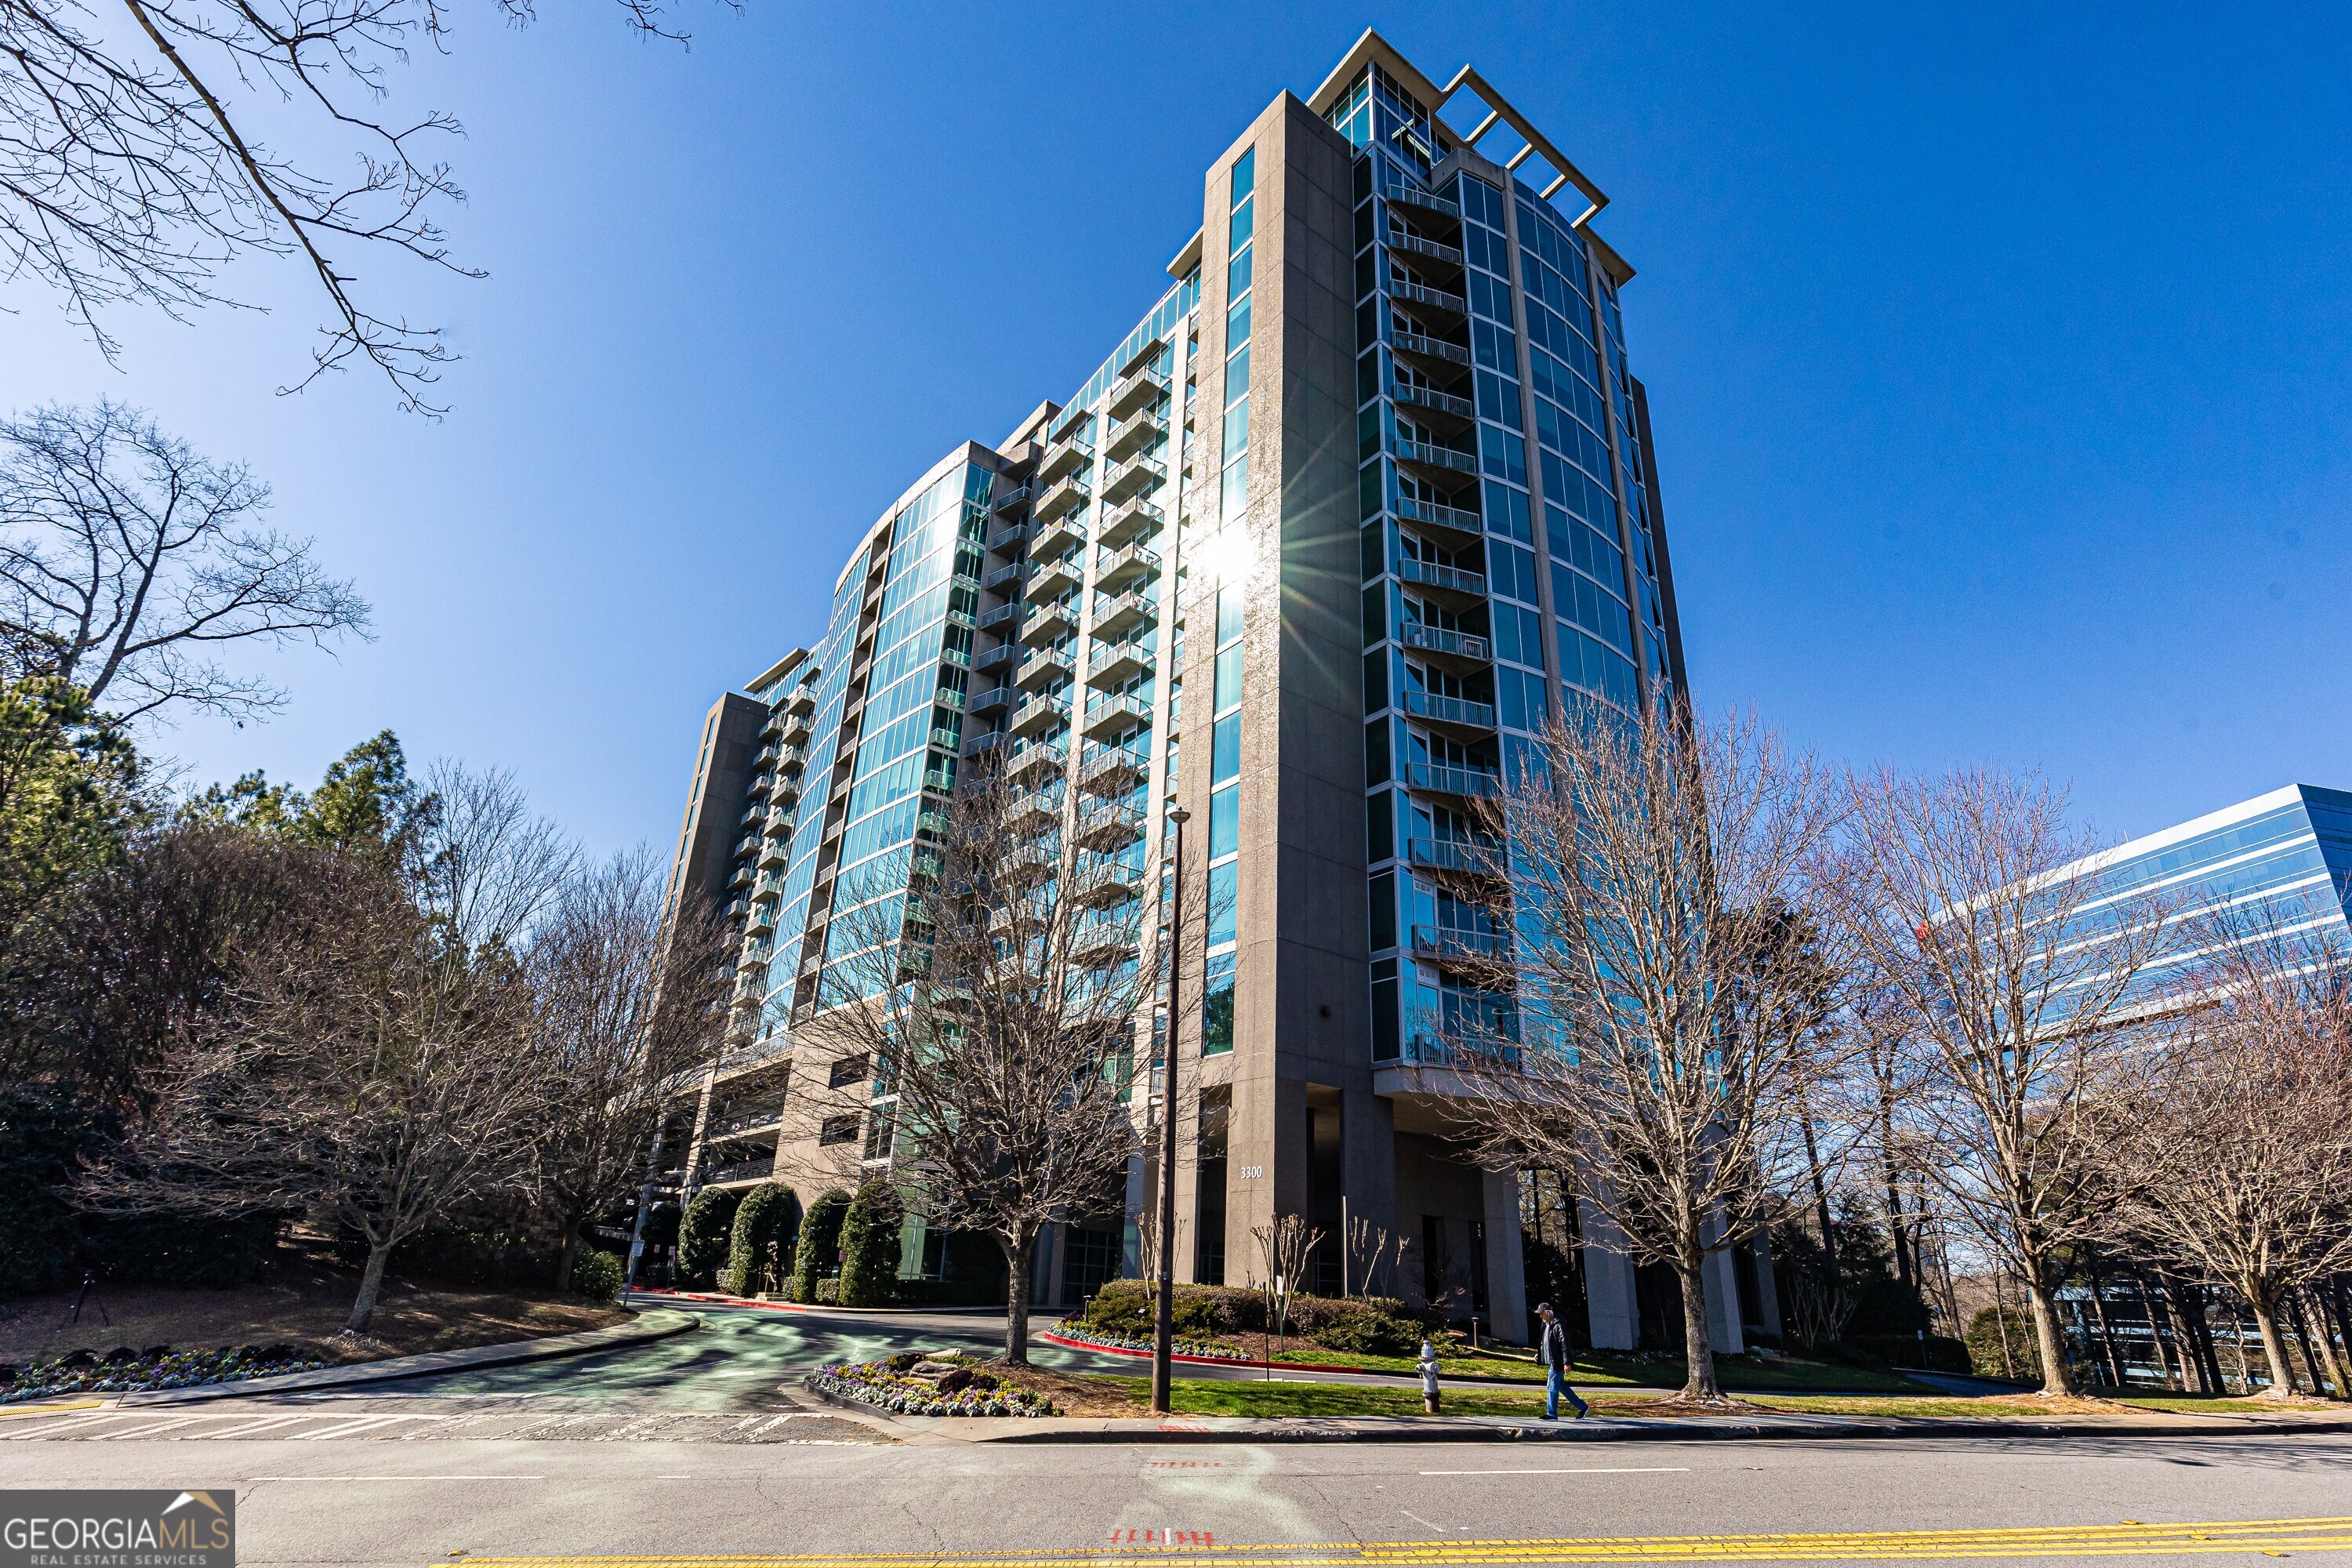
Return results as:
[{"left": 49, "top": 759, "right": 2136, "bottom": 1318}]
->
[
  {"left": 1120, "top": 1152, "right": 1149, "bottom": 1279},
  {"left": 1481, "top": 1166, "right": 1529, "bottom": 1345},
  {"left": 1751, "top": 1236, "right": 1786, "bottom": 1339},
  {"left": 1704, "top": 1245, "right": 1745, "bottom": 1356},
  {"left": 1340, "top": 1087, "right": 1396, "bottom": 1293},
  {"left": 1577, "top": 1197, "right": 1639, "bottom": 1350}
]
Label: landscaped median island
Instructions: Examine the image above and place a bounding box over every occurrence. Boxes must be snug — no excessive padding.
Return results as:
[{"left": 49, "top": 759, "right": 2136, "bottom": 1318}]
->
[{"left": 811, "top": 1350, "right": 1061, "bottom": 1417}]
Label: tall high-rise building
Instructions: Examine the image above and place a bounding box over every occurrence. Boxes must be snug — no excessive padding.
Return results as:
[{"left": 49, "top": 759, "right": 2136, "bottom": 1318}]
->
[{"left": 649, "top": 31, "right": 1773, "bottom": 1352}]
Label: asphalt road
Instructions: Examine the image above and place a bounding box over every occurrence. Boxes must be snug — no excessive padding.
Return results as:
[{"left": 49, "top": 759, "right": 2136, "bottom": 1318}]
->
[{"left": 4, "top": 1301, "right": 2349, "bottom": 1566}]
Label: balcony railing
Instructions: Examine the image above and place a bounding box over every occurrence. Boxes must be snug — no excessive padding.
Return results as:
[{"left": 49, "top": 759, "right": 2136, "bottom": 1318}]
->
[
  {"left": 700, "top": 1158, "right": 777, "bottom": 1186},
  {"left": 1006, "top": 742, "right": 1069, "bottom": 786},
  {"left": 1087, "top": 641, "right": 1153, "bottom": 688},
  {"left": 1404, "top": 760, "right": 1501, "bottom": 800},
  {"left": 1392, "top": 329, "right": 1470, "bottom": 367},
  {"left": 1385, "top": 228, "right": 1464, "bottom": 267},
  {"left": 1080, "top": 742, "right": 1149, "bottom": 795},
  {"left": 968, "top": 684, "right": 1014, "bottom": 713},
  {"left": 978, "top": 601, "right": 1025, "bottom": 631},
  {"left": 1015, "top": 648, "right": 1073, "bottom": 688},
  {"left": 1098, "top": 494, "right": 1163, "bottom": 549},
  {"left": 1029, "top": 550, "right": 1083, "bottom": 599},
  {"left": 1024, "top": 599, "right": 1077, "bottom": 642},
  {"left": 1106, "top": 406, "right": 1164, "bottom": 459},
  {"left": 1392, "top": 382, "right": 1475, "bottom": 422},
  {"left": 1403, "top": 690, "right": 1498, "bottom": 731},
  {"left": 1394, "top": 437, "right": 1479, "bottom": 476},
  {"left": 987, "top": 521, "right": 1029, "bottom": 553},
  {"left": 1396, "top": 495, "right": 1484, "bottom": 539},
  {"left": 1406, "top": 837, "right": 1503, "bottom": 880},
  {"left": 1091, "top": 590, "right": 1155, "bottom": 638},
  {"left": 992, "top": 483, "right": 1033, "bottom": 514},
  {"left": 1010, "top": 693, "right": 1070, "bottom": 735},
  {"left": 1393, "top": 280, "right": 1467, "bottom": 318},
  {"left": 1076, "top": 799, "right": 1145, "bottom": 850},
  {"left": 1038, "top": 436, "right": 1092, "bottom": 485},
  {"left": 1381, "top": 177, "right": 1461, "bottom": 218},
  {"left": 960, "top": 728, "right": 1007, "bottom": 759},
  {"left": 1083, "top": 691, "right": 1152, "bottom": 739},
  {"left": 1072, "top": 910, "right": 1142, "bottom": 963},
  {"left": 1401, "top": 622, "right": 1491, "bottom": 662},
  {"left": 1034, "top": 474, "right": 1088, "bottom": 522},
  {"left": 1411, "top": 924, "right": 1510, "bottom": 964},
  {"left": 1094, "top": 540, "right": 1160, "bottom": 593},
  {"left": 983, "top": 561, "right": 1024, "bottom": 592},
  {"left": 1397, "top": 557, "right": 1486, "bottom": 598},
  {"left": 1108, "top": 365, "right": 1171, "bottom": 419},
  {"left": 1031, "top": 506, "right": 1086, "bottom": 557},
  {"left": 1102, "top": 455, "right": 1165, "bottom": 503}
]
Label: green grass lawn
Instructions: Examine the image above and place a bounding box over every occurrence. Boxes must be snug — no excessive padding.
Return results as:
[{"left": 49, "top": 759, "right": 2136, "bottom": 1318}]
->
[
  {"left": 1080, "top": 1374, "right": 1554, "bottom": 1419},
  {"left": 1207, "top": 1341, "right": 1926, "bottom": 1394}
]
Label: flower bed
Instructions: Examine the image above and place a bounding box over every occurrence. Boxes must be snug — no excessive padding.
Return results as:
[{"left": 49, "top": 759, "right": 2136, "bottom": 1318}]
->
[
  {"left": 1050, "top": 1323, "right": 1249, "bottom": 1360},
  {"left": 2, "top": 1345, "right": 327, "bottom": 1403},
  {"left": 809, "top": 1354, "right": 1057, "bottom": 1418}
]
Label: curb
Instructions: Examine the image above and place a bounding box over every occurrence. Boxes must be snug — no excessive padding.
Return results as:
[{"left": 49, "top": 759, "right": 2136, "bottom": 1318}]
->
[
  {"left": 117, "top": 1309, "right": 701, "bottom": 1406},
  {"left": 627, "top": 1288, "right": 1018, "bottom": 1318},
  {"left": 961, "top": 1413, "right": 2352, "bottom": 1446}
]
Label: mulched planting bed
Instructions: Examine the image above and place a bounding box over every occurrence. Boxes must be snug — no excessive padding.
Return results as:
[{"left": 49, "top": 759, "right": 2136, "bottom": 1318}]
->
[
  {"left": 811, "top": 1351, "right": 1059, "bottom": 1417},
  {"left": 2, "top": 1344, "right": 328, "bottom": 1403}
]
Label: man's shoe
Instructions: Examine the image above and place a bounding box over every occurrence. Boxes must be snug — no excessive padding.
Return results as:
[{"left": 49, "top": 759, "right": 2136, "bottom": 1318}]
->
[{"left": 1573, "top": 1405, "right": 1591, "bottom": 1420}]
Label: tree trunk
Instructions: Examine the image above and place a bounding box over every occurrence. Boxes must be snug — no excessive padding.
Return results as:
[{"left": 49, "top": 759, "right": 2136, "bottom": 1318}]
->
[
  {"left": 556, "top": 1230, "right": 583, "bottom": 1296},
  {"left": 347, "top": 1242, "right": 393, "bottom": 1334},
  {"left": 2248, "top": 1290, "right": 2299, "bottom": 1396},
  {"left": 2294, "top": 1290, "right": 2345, "bottom": 1399},
  {"left": 1002, "top": 1230, "right": 1036, "bottom": 1365},
  {"left": 2146, "top": 1283, "right": 2180, "bottom": 1392},
  {"left": 1796, "top": 1103, "right": 1837, "bottom": 1275},
  {"left": 1676, "top": 1246, "right": 1721, "bottom": 1403},
  {"left": 2022, "top": 1272, "right": 2077, "bottom": 1396}
]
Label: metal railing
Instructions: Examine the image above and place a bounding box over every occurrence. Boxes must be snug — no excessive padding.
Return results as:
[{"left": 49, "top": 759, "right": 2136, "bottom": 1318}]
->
[
  {"left": 1397, "top": 557, "right": 1486, "bottom": 597},
  {"left": 1397, "top": 496, "right": 1483, "bottom": 535},
  {"left": 1404, "top": 760, "right": 1501, "bottom": 799},
  {"left": 1403, "top": 690, "right": 1497, "bottom": 730},
  {"left": 1392, "top": 330, "right": 1470, "bottom": 367},
  {"left": 1394, "top": 437, "right": 1478, "bottom": 474},
  {"left": 1401, "top": 622, "right": 1491, "bottom": 662}
]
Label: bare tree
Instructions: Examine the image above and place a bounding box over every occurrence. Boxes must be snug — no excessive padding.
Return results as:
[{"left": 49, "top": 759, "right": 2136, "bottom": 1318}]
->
[
  {"left": 1344, "top": 1210, "right": 1403, "bottom": 1299},
  {"left": 794, "top": 761, "right": 1178, "bottom": 1363},
  {"left": 0, "top": 403, "right": 368, "bottom": 721},
  {"left": 1250, "top": 1212, "right": 1325, "bottom": 1356},
  {"left": 2, "top": 0, "right": 718, "bottom": 410},
  {"left": 1828, "top": 766, "right": 2178, "bottom": 1397},
  {"left": 1439, "top": 701, "right": 1842, "bottom": 1403},
  {"left": 2091, "top": 903, "right": 2352, "bottom": 1398},
  {"left": 528, "top": 845, "right": 731, "bottom": 1291},
  {"left": 82, "top": 850, "right": 542, "bottom": 1330},
  {"left": 413, "top": 759, "right": 575, "bottom": 951}
]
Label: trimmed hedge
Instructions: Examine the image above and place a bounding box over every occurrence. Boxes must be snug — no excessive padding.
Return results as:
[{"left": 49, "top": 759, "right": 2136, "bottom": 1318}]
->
[
  {"left": 1080, "top": 1281, "right": 1426, "bottom": 1356},
  {"left": 837, "top": 1181, "right": 904, "bottom": 1307},
  {"left": 787, "top": 1189, "right": 852, "bottom": 1302},
  {"left": 676, "top": 1186, "right": 742, "bottom": 1289},
  {"left": 571, "top": 1250, "right": 624, "bottom": 1303},
  {"left": 724, "top": 1185, "right": 799, "bottom": 1298}
]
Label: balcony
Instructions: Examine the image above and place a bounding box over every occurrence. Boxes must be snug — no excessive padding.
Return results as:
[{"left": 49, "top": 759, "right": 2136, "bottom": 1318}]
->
[
  {"left": 1097, "top": 494, "right": 1163, "bottom": 550},
  {"left": 1015, "top": 647, "right": 1073, "bottom": 691},
  {"left": 1031, "top": 506, "right": 1086, "bottom": 558},
  {"left": 978, "top": 600, "right": 1025, "bottom": 632},
  {"left": 739, "top": 801, "right": 765, "bottom": 830},
  {"left": 975, "top": 641, "right": 1018, "bottom": 673},
  {"left": 1392, "top": 329, "right": 1471, "bottom": 369},
  {"left": 746, "top": 901, "right": 778, "bottom": 934},
  {"left": 725, "top": 895, "right": 750, "bottom": 920},
  {"left": 1408, "top": 837, "right": 1505, "bottom": 879},
  {"left": 757, "top": 835, "right": 790, "bottom": 869},
  {"left": 1101, "top": 454, "right": 1164, "bottom": 503},
  {"left": 1381, "top": 177, "right": 1461, "bottom": 219},
  {"left": 1091, "top": 589, "right": 1156, "bottom": 639},
  {"left": 992, "top": 482, "right": 1034, "bottom": 514},
  {"left": 1397, "top": 557, "right": 1487, "bottom": 603},
  {"left": 1392, "top": 280, "right": 1467, "bottom": 321},
  {"left": 785, "top": 687, "right": 815, "bottom": 717},
  {"left": 1029, "top": 550, "right": 1083, "bottom": 601},
  {"left": 1094, "top": 540, "right": 1160, "bottom": 593},
  {"left": 960, "top": 728, "right": 1007, "bottom": 760},
  {"left": 1080, "top": 861, "right": 1146, "bottom": 907},
  {"left": 1401, "top": 622, "right": 1491, "bottom": 667},
  {"left": 1105, "top": 406, "right": 1164, "bottom": 461},
  {"left": 1404, "top": 760, "right": 1501, "bottom": 800},
  {"left": 1072, "top": 911, "right": 1141, "bottom": 965},
  {"left": 734, "top": 832, "right": 760, "bottom": 858},
  {"left": 1007, "top": 786, "right": 1064, "bottom": 834},
  {"left": 1109, "top": 365, "right": 1171, "bottom": 419},
  {"left": 1080, "top": 742, "right": 1149, "bottom": 796},
  {"left": 983, "top": 561, "right": 1024, "bottom": 593},
  {"left": 1075, "top": 799, "right": 1145, "bottom": 851},
  {"left": 1024, "top": 598, "right": 1077, "bottom": 644},
  {"left": 1006, "top": 742, "right": 1068, "bottom": 786},
  {"left": 738, "top": 938, "right": 775, "bottom": 971},
  {"left": 1396, "top": 495, "right": 1484, "bottom": 543},
  {"left": 1082, "top": 691, "right": 1153, "bottom": 739},
  {"left": 987, "top": 520, "right": 1029, "bottom": 554},
  {"left": 702, "top": 1157, "right": 778, "bottom": 1186},
  {"left": 1010, "top": 691, "right": 1070, "bottom": 737},
  {"left": 968, "top": 684, "right": 1014, "bottom": 714},
  {"left": 1411, "top": 924, "right": 1511, "bottom": 965},
  {"left": 1038, "top": 436, "right": 1092, "bottom": 485},
  {"left": 1087, "top": 641, "right": 1153, "bottom": 688},
  {"left": 768, "top": 773, "right": 804, "bottom": 808},
  {"left": 1392, "top": 382, "right": 1475, "bottom": 424},
  {"left": 745, "top": 771, "right": 774, "bottom": 801},
  {"left": 1393, "top": 437, "right": 1479, "bottom": 480},
  {"left": 1385, "top": 228, "right": 1464, "bottom": 269},
  {"left": 1403, "top": 689, "right": 1498, "bottom": 735},
  {"left": 1034, "top": 474, "right": 1088, "bottom": 524}
]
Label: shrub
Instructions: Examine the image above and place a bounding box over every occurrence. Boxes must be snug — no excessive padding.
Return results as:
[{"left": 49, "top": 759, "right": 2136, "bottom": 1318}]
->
[
  {"left": 1306, "top": 1305, "right": 1423, "bottom": 1358},
  {"left": 788, "top": 1189, "right": 852, "bottom": 1301},
  {"left": 570, "top": 1250, "right": 624, "bottom": 1304},
  {"left": 1965, "top": 1305, "right": 2042, "bottom": 1381},
  {"left": 724, "top": 1185, "right": 800, "bottom": 1297},
  {"left": 836, "top": 1181, "right": 904, "bottom": 1308},
  {"left": 814, "top": 1277, "right": 839, "bottom": 1305},
  {"left": 676, "top": 1186, "right": 742, "bottom": 1289}
]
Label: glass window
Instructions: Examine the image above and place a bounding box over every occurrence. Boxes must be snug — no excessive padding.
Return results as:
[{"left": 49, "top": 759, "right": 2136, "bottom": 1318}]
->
[
  {"left": 1210, "top": 782, "right": 1239, "bottom": 859},
  {"left": 1212, "top": 711, "right": 1242, "bottom": 783},
  {"left": 1208, "top": 862, "right": 1238, "bottom": 947}
]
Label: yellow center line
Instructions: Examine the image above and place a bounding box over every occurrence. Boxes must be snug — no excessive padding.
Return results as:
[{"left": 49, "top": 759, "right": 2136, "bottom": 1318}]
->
[{"left": 452, "top": 1518, "right": 2352, "bottom": 1568}]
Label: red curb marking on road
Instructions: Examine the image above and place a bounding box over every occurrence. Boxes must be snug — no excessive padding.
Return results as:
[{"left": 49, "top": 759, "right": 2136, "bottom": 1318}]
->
[
  {"left": 1144, "top": 1461, "right": 1224, "bottom": 1469},
  {"left": 1105, "top": 1530, "right": 1215, "bottom": 1548},
  {"left": 1040, "top": 1331, "right": 1353, "bottom": 1376}
]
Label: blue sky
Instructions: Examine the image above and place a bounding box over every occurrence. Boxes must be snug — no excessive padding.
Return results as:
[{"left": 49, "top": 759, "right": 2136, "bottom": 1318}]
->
[{"left": 6, "top": 2, "right": 2348, "bottom": 855}]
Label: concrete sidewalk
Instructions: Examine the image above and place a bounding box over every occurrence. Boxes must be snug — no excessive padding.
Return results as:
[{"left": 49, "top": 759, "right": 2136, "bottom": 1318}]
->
[
  {"left": 800, "top": 1377, "right": 2352, "bottom": 1446},
  {"left": 118, "top": 1308, "right": 701, "bottom": 1406}
]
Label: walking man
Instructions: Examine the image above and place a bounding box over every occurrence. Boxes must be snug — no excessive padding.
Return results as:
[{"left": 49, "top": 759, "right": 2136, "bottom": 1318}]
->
[{"left": 1537, "top": 1302, "right": 1590, "bottom": 1420}]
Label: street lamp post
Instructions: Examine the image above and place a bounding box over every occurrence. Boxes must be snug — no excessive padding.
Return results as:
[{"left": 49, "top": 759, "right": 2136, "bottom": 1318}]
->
[{"left": 1152, "top": 804, "right": 1190, "bottom": 1414}]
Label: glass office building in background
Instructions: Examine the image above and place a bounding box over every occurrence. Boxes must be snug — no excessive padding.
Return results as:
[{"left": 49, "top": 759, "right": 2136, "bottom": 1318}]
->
[{"left": 646, "top": 30, "right": 1770, "bottom": 1355}]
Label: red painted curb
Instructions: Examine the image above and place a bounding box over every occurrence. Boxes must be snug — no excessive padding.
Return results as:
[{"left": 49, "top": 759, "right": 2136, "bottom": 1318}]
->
[{"left": 1036, "top": 1329, "right": 1365, "bottom": 1376}]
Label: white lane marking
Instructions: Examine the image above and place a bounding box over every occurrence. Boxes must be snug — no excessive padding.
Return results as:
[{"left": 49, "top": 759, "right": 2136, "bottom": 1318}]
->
[
  {"left": 90, "top": 1416, "right": 216, "bottom": 1440},
  {"left": 0, "top": 1413, "right": 122, "bottom": 1439},
  {"left": 295, "top": 1414, "right": 422, "bottom": 1439},
  {"left": 183, "top": 1414, "right": 318, "bottom": 1440},
  {"left": 250, "top": 1475, "right": 543, "bottom": 1482},
  {"left": 1399, "top": 1511, "right": 1453, "bottom": 1534},
  {"left": 1417, "top": 1466, "right": 1690, "bottom": 1475}
]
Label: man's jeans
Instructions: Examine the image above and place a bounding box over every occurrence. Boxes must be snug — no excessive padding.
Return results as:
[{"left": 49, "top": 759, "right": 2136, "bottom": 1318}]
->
[{"left": 1545, "top": 1364, "right": 1588, "bottom": 1418}]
